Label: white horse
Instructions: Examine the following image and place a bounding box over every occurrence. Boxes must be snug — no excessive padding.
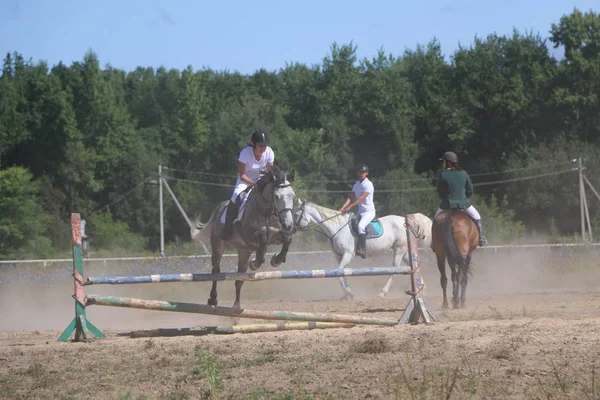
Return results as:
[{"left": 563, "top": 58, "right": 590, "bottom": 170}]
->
[{"left": 293, "top": 200, "right": 433, "bottom": 299}]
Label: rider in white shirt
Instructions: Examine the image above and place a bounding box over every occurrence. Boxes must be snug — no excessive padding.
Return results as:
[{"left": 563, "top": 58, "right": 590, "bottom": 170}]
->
[
  {"left": 339, "top": 164, "right": 375, "bottom": 258},
  {"left": 221, "top": 130, "right": 274, "bottom": 240}
]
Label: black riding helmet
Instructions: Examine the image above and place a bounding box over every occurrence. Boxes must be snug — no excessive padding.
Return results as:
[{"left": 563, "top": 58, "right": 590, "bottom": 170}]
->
[
  {"left": 439, "top": 151, "right": 459, "bottom": 164},
  {"left": 357, "top": 164, "right": 369, "bottom": 172},
  {"left": 251, "top": 130, "right": 269, "bottom": 146}
]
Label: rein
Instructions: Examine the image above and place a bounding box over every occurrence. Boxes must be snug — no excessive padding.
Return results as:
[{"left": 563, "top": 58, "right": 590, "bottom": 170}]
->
[{"left": 293, "top": 201, "right": 350, "bottom": 241}]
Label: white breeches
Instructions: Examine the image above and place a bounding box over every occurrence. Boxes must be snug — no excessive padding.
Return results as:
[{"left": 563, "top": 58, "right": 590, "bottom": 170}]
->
[
  {"left": 435, "top": 206, "right": 481, "bottom": 220},
  {"left": 231, "top": 183, "right": 250, "bottom": 201},
  {"left": 357, "top": 210, "right": 376, "bottom": 234},
  {"left": 222, "top": 183, "right": 251, "bottom": 224}
]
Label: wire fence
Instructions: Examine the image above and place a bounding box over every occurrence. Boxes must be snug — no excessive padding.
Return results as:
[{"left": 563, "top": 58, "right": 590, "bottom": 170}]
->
[
  {"left": 1, "top": 243, "right": 598, "bottom": 268},
  {"left": 31, "top": 159, "right": 586, "bottom": 270}
]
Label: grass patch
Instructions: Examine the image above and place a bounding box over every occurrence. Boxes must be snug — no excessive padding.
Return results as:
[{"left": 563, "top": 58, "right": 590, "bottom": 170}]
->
[
  {"left": 244, "top": 387, "right": 337, "bottom": 400},
  {"left": 349, "top": 336, "right": 391, "bottom": 354},
  {"left": 193, "top": 345, "right": 223, "bottom": 400},
  {"left": 118, "top": 391, "right": 150, "bottom": 400}
]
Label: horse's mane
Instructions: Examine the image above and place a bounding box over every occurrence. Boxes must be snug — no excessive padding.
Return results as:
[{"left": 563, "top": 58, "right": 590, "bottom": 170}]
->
[
  {"left": 255, "top": 165, "right": 291, "bottom": 187},
  {"left": 307, "top": 202, "right": 347, "bottom": 223}
]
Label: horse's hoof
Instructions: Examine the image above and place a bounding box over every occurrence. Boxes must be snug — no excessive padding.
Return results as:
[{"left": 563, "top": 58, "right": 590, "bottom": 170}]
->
[
  {"left": 249, "top": 259, "right": 261, "bottom": 271},
  {"left": 378, "top": 292, "right": 387, "bottom": 299},
  {"left": 207, "top": 298, "right": 218, "bottom": 307},
  {"left": 232, "top": 303, "right": 241, "bottom": 310},
  {"left": 441, "top": 304, "right": 449, "bottom": 310},
  {"left": 341, "top": 292, "right": 355, "bottom": 301},
  {"left": 270, "top": 257, "right": 281, "bottom": 268}
]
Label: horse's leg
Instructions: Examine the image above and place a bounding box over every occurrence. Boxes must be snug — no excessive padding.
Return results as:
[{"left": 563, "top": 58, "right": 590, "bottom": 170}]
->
[
  {"left": 378, "top": 246, "right": 406, "bottom": 298},
  {"left": 249, "top": 231, "right": 267, "bottom": 271},
  {"left": 450, "top": 261, "right": 460, "bottom": 309},
  {"left": 208, "top": 235, "right": 225, "bottom": 307},
  {"left": 233, "top": 249, "right": 252, "bottom": 309},
  {"left": 271, "top": 232, "right": 292, "bottom": 267},
  {"left": 459, "top": 255, "right": 471, "bottom": 308},
  {"left": 336, "top": 252, "right": 354, "bottom": 300},
  {"left": 436, "top": 252, "right": 449, "bottom": 310},
  {"left": 379, "top": 277, "right": 394, "bottom": 299}
]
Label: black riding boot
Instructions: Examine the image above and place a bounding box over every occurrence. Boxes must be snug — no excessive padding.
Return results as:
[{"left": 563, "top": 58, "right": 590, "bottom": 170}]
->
[
  {"left": 474, "top": 219, "right": 488, "bottom": 246},
  {"left": 220, "top": 201, "right": 239, "bottom": 241},
  {"left": 356, "top": 234, "right": 367, "bottom": 259}
]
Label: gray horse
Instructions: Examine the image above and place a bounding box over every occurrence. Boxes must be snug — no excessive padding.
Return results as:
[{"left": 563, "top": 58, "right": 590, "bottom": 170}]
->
[{"left": 191, "top": 166, "right": 297, "bottom": 309}]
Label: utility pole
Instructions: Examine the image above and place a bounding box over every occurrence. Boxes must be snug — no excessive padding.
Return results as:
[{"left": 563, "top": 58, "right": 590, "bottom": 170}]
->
[
  {"left": 578, "top": 157, "right": 586, "bottom": 242},
  {"left": 159, "top": 164, "right": 165, "bottom": 256},
  {"left": 576, "top": 157, "right": 594, "bottom": 243}
]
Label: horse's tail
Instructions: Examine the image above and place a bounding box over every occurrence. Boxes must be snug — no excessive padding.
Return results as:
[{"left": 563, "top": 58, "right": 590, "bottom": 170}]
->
[
  {"left": 443, "top": 214, "right": 472, "bottom": 276},
  {"left": 190, "top": 202, "right": 226, "bottom": 247},
  {"left": 191, "top": 213, "right": 208, "bottom": 240}
]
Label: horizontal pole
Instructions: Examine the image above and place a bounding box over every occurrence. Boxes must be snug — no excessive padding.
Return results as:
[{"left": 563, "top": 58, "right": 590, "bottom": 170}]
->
[
  {"left": 85, "top": 266, "right": 412, "bottom": 285},
  {"left": 86, "top": 295, "right": 400, "bottom": 326},
  {"left": 125, "top": 322, "right": 354, "bottom": 338}
]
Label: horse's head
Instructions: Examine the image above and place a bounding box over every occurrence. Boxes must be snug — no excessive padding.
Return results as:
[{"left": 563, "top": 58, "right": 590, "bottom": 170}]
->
[{"left": 256, "top": 166, "right": 296, "bottom": 232}]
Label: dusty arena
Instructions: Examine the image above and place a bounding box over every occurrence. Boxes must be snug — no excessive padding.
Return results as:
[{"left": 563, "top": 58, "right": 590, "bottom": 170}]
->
[{"left": 1, "top": 247, "right": 600, "bottom": 399}]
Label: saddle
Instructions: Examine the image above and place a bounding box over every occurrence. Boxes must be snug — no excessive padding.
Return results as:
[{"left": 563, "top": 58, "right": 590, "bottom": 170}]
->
[
  {"left": 349, "top": 213, "right": 384, "bottom": 239},
  {"left": 220, "top": 186, "right": 254, "bottom": 224}
]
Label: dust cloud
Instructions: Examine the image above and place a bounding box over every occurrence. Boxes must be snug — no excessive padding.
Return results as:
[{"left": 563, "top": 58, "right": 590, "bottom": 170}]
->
[{"left": 1, "top": 244, "right": 600, "bottom": 333}]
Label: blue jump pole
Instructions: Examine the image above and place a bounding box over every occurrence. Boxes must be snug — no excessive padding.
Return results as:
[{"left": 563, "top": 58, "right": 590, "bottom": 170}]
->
[{"left": 85, "top": 266, "right": 412, "bottom": 285}]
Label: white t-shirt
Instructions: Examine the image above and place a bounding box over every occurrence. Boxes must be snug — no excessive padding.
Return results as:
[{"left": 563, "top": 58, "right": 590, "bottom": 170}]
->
[
  {"left": 352, "top": 178, "right": 375, "bottom": 213},
  {"left": 236, "top": 146, "right": 275, "bottom": 185}
]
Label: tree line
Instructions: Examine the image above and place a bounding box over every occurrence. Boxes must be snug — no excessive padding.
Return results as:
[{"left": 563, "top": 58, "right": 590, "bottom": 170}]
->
[{"left": 1, "top": 9, "right": 599, "bottom": 259}]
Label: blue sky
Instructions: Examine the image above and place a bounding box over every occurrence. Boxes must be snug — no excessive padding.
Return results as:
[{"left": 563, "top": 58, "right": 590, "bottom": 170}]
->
[{"left": 0, "top": 0, "right": 597, "bottom": 74}]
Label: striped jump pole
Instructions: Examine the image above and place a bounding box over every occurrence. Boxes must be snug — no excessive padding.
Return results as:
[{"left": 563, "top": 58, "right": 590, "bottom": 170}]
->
[
  {"left": 86, "top": 295, "right": 400, "bottom": 326},
  {"left": 85, "top": 266, "right": 412, "bottom": 285},
  {"left": 124, "top": 322, "right": 355, "bottom": 338}
]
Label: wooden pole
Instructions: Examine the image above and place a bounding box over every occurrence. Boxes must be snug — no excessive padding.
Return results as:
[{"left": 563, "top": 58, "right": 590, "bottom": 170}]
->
[
  {"left": 582, "top": 179, "right": 593, "bottom": 242},
  {"left": 579, "top": 157, "right": 586, "bottom": 242},
  {"left": 159, "top": 165, "right": 165, "bottom": 256},
  {"left": 398, "top": 214, "right": 436, "bottom": 325},
  {"left": 583, "top": 174, "right": 600, "bottom": 204},
  {"left": 126, "top": 322, "right": 354, "bottom": 338},
  {"left": 86, "top": 295, "right": 400, "bottom": 326},
  {"left": 58, "top": 214, "right": 105, "bottom": 341}
]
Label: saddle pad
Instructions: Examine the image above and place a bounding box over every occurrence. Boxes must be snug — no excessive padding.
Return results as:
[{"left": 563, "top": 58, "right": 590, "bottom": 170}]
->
[
  {"left": 220, "top": 189, "right": 252, "bottom": 224},
  {"left": 349, "top": 214, "right": 384, "bottom": 239}
]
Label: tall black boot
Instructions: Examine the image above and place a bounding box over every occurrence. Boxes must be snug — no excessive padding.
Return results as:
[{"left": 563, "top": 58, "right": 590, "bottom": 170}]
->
[
  {"left": 474, "top": 219, "right": 488, "bottom": 246},
  {"left": 356, "top": 234, "right": 367, "bottom": 259},
  {"left": 220, "top": 201, "right": 239, "bottom": 241}
]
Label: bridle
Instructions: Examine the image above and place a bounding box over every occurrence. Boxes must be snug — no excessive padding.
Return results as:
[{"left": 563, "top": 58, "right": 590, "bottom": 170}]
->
[
  {"left": 254, "top": 176, "right": 294, "bottom": 233},
  {"left": 270, "top": 182, "right": 294, "bottom": 221},
  {"left": 293, "top": 200, "right": 308, "bottom": 231}
]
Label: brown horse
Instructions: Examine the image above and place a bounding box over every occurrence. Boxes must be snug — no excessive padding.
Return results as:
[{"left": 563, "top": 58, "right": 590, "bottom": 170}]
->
[{"left": 431, "top": 209, "right": 479, "bottom": 309}]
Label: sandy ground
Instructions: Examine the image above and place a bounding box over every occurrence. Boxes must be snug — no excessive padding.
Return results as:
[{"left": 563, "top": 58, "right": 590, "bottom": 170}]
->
[{"left": 1, "top": 248, "right": 600, "bottom": 399}]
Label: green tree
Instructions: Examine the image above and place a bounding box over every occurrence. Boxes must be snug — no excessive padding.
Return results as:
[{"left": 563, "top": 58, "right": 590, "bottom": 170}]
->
[
  {"left": 0, "top": 167, "right": 52, "bottom": 259},
  {"left": 550, "top": 8, "right": 600, "bottom": 142}
]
